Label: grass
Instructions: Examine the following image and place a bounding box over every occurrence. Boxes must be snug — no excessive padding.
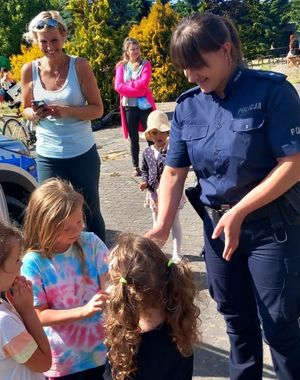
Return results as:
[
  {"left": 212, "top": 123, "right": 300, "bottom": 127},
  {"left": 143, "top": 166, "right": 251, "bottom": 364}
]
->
[
  {"left": 256, "top": 63, "right": 300, "bottom": 84},
  {"left": 0, "top": 102, "right": 18, "bottom": 117}
]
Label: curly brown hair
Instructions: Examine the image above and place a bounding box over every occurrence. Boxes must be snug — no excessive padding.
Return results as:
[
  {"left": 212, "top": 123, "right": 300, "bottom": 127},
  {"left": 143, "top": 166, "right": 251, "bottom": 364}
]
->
[{"left": 105, "top": 233, "right": 200, "bottom": 380}]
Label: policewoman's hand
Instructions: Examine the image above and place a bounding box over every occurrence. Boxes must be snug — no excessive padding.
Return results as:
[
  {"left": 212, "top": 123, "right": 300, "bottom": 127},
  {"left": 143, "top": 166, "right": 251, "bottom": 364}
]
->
[
  {"left": 212, "top": 208, "right": 246, "bottom": 261},
  {"left": 145, "top": 227, "right": 169, "bottom": 248}
]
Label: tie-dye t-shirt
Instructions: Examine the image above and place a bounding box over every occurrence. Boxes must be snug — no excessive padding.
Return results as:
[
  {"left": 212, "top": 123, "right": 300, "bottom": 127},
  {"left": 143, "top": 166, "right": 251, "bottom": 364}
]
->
[{"left": 21, "top": 231, "right": 108, "bottom": 377}]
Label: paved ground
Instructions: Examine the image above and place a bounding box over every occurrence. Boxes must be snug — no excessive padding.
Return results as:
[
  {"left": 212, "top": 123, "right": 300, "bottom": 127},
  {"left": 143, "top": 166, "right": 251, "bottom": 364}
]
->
[{"left": 93, "top": 99, "right": 282, "bottom": 379}]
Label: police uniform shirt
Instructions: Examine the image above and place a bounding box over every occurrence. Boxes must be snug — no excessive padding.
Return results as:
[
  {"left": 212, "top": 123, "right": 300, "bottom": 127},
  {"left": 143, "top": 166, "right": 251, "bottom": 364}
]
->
[{"left": 166, "top": 67, "right": 300, "bottom": 207}]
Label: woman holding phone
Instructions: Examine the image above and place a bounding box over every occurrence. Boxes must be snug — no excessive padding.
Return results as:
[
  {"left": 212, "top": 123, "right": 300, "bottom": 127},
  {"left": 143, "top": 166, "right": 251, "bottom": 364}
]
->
[{"left": 21, "top": 10, "right": 106, "bottom": 242}]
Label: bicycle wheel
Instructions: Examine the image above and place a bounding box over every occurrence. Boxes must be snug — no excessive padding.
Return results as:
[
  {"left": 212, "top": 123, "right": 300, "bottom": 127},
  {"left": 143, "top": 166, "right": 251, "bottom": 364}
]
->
[
  {"left": 3, "top": 118, "right": 28, "bottom": 146},
  {"left": 0, "top": 117, "right": 5, "bottom": 134}
]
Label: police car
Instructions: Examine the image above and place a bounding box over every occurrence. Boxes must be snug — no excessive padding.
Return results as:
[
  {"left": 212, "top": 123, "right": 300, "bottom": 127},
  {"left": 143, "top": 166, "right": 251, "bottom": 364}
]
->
[{"left": 0, "top": 135, "right": 37, "bottom": 225}]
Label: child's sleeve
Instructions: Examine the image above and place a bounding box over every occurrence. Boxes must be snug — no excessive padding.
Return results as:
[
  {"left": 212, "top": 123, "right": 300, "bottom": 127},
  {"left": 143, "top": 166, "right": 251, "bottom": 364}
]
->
[
  {"left": 91, "top": 234, "right": 109, "bottom": 277},
  {"left": 0, "top": 313, "right": 37, "bottom": 364},
  {"left": 21, "top": 254, "right": 48, "bottom": 307},
  {"left": 141, "top": 151, "right": 149, "bottom": 182}
]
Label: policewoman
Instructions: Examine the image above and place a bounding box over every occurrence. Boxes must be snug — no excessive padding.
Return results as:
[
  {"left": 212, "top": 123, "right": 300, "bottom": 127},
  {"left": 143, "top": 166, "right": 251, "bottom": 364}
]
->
[{"left": 147, "top": 12, "right": 300, "bottom": 380}]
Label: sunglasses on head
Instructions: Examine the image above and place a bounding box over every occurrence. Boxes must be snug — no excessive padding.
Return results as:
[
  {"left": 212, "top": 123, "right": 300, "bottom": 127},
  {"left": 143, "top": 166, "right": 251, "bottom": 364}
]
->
[{"left": 35, "top": 18, "right": 59, "bottom": 30}]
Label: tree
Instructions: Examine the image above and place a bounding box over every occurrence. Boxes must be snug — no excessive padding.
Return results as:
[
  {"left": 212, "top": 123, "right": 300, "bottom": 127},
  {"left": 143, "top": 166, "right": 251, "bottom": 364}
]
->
[
  {"left": 200, "top": 0, "right": 290, "bottom": 59},
  {"left": 262, "top": 0, "right": 290, "bottom": 49},
  {"left": 289, "top": 0, "right": 300, "bottom": 31},
  {"left": 0, "top": 0, "right": 62, "bottom": 57},
  {"left": 173, "top": 0, "right": 202, "bottom": 17},
  {"left": 65, "top": 0, "right": 124, "bottom": 110},
  {"left": 130, "top": 1, "right": 189, "bottom": 101}
]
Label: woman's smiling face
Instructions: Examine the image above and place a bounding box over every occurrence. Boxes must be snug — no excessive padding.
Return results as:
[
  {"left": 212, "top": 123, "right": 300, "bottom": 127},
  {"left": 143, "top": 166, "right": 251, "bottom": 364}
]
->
[
  {"left": 36, "top": 28, "right": 65, "bottom": 59},
  {"left": 127, "top": 43, "right": 141, "bottom": 63},
  {"left": 183, "top": 43, "right": 232, "bottom": 98}
]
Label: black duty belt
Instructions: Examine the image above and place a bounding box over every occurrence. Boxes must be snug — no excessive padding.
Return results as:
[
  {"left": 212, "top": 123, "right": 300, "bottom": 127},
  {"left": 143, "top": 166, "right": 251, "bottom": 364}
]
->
[{"left": 204, "top": 203, "right": 271, "bottom": 224}]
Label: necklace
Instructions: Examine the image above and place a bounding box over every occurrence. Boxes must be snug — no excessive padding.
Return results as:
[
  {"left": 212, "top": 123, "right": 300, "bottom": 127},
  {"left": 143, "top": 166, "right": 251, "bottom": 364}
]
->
[
  {"left": 39, "top": 55, "right": 69, "bottom": 87},
  {"left": 53, "top": 56, "right": 69, "bottom": 86}
]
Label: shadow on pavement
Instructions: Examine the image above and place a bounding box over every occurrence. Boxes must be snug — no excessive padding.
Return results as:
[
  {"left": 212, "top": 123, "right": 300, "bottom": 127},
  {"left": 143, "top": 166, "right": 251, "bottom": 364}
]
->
[
  {"left": 193, "top": 342, "right": 276, "bottom": 378},
  {"left": 105, "top": 229, "right": 122, "bottom": 248}
]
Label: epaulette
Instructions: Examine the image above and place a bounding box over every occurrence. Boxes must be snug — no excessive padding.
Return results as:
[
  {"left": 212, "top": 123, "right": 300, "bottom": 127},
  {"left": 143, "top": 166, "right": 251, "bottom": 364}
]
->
[
  {"left": 176, "top": 86, "right": 201, "bottom": 103},
  {"left": 251, "top": 70, "right": 286, "bottom": 83}
]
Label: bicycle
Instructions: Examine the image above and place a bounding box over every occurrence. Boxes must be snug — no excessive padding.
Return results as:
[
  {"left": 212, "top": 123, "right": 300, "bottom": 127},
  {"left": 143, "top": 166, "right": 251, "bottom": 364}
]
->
[{"left": 2, "top": 101, "right": 37, "bottom": 150}]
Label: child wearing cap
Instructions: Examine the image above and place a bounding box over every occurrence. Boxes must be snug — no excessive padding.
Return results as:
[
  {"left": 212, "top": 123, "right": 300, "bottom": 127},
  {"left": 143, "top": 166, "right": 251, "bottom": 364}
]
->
[{"left": 140, "top": 110, "right": 186, "bottom": 262}]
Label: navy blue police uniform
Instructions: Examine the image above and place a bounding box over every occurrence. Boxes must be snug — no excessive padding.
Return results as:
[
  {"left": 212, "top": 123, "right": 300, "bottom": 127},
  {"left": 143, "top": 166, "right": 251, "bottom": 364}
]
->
[{"left": 166, "top": 67, "right": 300, "bottom": 380}]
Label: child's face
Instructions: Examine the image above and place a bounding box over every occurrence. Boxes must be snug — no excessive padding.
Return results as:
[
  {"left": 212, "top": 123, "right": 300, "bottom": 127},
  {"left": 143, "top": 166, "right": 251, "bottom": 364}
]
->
[
  {"left": 54, "top": 206, "right": 84, "bottom": 252},
  {"left": 148, "top": 130, "right": 168, "bottom": 149},
  {"left": 0, "top": 237, "right": 22, "bottom": 292}
]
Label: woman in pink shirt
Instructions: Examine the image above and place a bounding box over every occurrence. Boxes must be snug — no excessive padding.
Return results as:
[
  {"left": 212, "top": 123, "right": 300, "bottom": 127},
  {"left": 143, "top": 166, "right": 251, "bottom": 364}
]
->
[{"left": 114, "top": 37, "right": 156, "bottom": 177}]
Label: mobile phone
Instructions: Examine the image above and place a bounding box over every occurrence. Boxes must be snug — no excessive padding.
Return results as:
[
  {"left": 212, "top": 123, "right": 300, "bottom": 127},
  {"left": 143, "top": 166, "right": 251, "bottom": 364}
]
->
[{"left": 31, "top": 100, "right": 47, "bottom": 109}]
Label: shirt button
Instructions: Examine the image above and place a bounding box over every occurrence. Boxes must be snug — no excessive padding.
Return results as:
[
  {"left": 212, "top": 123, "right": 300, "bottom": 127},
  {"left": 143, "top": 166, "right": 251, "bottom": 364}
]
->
[
  {"left": 216, "top": 149, "right": 220, "bottom": 155},
  {"left": 217, "top": 174, "right": 222, "bottom": 179},
  {"left": 217, "top": 122, "right": 222, "bottom": 129},
  {"left": 244, "top": 124, "right": 249, "bottom": 129}
]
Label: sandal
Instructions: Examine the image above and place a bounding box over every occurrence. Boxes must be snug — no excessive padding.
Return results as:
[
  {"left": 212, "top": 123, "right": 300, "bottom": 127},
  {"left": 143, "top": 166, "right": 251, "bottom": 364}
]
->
[{"left": 132, "top": 167, "right": 142, "bottom": 177}]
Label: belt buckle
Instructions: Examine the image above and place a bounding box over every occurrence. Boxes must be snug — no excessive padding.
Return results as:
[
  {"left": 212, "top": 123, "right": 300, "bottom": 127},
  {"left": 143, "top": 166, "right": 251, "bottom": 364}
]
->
[{"left": 220, "top": 204, "right": 230, "bottom": 214}]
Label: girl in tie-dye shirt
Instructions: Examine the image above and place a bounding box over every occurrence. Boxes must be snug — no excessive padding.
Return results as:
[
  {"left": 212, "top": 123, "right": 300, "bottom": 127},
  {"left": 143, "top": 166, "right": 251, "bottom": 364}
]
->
[{"left": 21, "top": 179, "right": 109, "bottom": 380}]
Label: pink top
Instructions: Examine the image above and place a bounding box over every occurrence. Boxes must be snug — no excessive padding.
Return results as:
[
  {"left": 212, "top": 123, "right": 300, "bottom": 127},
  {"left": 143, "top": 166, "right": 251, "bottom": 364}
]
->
[{"left": 114, "top": 60, "right": 156, "bottom": 139}]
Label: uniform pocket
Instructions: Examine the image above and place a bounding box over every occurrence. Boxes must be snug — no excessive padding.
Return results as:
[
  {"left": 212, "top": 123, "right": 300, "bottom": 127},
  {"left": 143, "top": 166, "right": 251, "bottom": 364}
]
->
[
  {"left": 182, "top": 124, "right": 209, "bottom": 167},
  {"left": 231, "top": 117, "right": 264, "bottom": 132},
  {"left": 182, "top": 124, "right": 209, "bottom": 141},
  {"left": 230, "top": 116, "right": 265, "bottom": 159},
  {"left": 281, "top": 257, "right": 300, "bottom": 319}
]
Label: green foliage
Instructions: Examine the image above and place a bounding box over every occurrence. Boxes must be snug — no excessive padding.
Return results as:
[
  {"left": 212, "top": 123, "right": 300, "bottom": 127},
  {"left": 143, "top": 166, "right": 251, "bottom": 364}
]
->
[
  {"left": 65, "top": 0, "right": 125, "bottom": 111},
  {"left": 199, "top": 0, "right": 290, "bottom": 59},
  {"left": 0, "top": 0, "right": 62, "bottom": 57},
  {"left": 174, "top": 0, "right": 202, "bottom": 17},
  {"left": 289, "top": 0, "right": 300, "bottom": 30},
  {"left": 130, "top": 1, "right": 190, "bottom": 101},
  {"left": 10, "top": 44, "right": 43, "bottom": 82}
]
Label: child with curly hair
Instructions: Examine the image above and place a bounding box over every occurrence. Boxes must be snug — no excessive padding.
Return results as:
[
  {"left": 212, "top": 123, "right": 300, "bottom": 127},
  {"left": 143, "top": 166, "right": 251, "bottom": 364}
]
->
[{"left": 104, "top": 233, "right": 200, "bottom": 380}]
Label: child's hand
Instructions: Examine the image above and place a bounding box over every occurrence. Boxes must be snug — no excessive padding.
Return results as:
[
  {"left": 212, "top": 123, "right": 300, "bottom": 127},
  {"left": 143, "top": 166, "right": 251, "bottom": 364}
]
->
[
  {"left": 8, "top": 276, "right": 34, "bottom": 315},
  {"left": 140, "top": 181, "right": 148, "bottom": 191},
  {"left": 82, "top": 290, "right": 109, "bottom": 317}
]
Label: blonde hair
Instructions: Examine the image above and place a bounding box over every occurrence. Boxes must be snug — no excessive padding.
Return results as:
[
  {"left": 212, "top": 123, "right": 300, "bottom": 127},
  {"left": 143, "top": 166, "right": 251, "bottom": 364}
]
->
[
  {"left": 121, "top": 37, "right": 142, "bottom": 63},
  {"left": 105, "top": 233, "right": 200, "bottom": 380},
  {"left": 23, "top": 178, "right": 85, "bottom": 262},
  {"left": 24, "top": 10, "right": 67, "bottom": 43},
  {"left": 0, "top": 221, "right": 22, "bottom": 269}
]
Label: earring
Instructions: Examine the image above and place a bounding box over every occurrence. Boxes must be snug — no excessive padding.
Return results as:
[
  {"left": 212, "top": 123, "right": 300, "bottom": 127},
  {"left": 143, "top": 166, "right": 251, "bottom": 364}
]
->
[{"left": 225, "top": 54, "right": 228, "bottom": 60}]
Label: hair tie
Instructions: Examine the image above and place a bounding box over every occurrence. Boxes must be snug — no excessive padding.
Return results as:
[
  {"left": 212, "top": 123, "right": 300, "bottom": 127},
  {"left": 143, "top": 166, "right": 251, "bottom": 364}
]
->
[
  {"left": 119, "top": 277, "right": 127, "bottom": 285},
  {"left": 167, "top": 259, "right": 175, "bottom": 268}
]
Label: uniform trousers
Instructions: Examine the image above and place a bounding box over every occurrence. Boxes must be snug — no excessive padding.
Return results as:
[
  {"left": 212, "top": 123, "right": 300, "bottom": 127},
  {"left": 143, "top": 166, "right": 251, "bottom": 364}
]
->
[
  {"left": 203, "top": 213, "right": 300, "bottom": 380},
  {"left": 36, "top": 144, "right": 106, "bottom": 242}
]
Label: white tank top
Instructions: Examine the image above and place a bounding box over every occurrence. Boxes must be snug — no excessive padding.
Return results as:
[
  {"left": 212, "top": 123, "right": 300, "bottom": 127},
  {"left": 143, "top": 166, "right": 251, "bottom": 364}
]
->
[{"left": 32, "top": 56, "right": 95, "bottom": 158}]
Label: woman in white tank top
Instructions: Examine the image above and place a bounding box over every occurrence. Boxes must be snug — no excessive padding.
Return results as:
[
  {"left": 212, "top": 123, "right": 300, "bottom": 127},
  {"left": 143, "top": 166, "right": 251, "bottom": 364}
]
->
[{"left": 21, "top": 10, "right": 106, "bottom": 243}]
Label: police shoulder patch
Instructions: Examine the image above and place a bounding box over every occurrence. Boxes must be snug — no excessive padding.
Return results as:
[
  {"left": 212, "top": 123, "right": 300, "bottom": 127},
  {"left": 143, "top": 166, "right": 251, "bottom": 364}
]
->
[
  {"left": 251, "top": 69, "right": 286, "bottom": 83},
  {"left": 176, "top": 86, "right": 201, "bottom": 103}
]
